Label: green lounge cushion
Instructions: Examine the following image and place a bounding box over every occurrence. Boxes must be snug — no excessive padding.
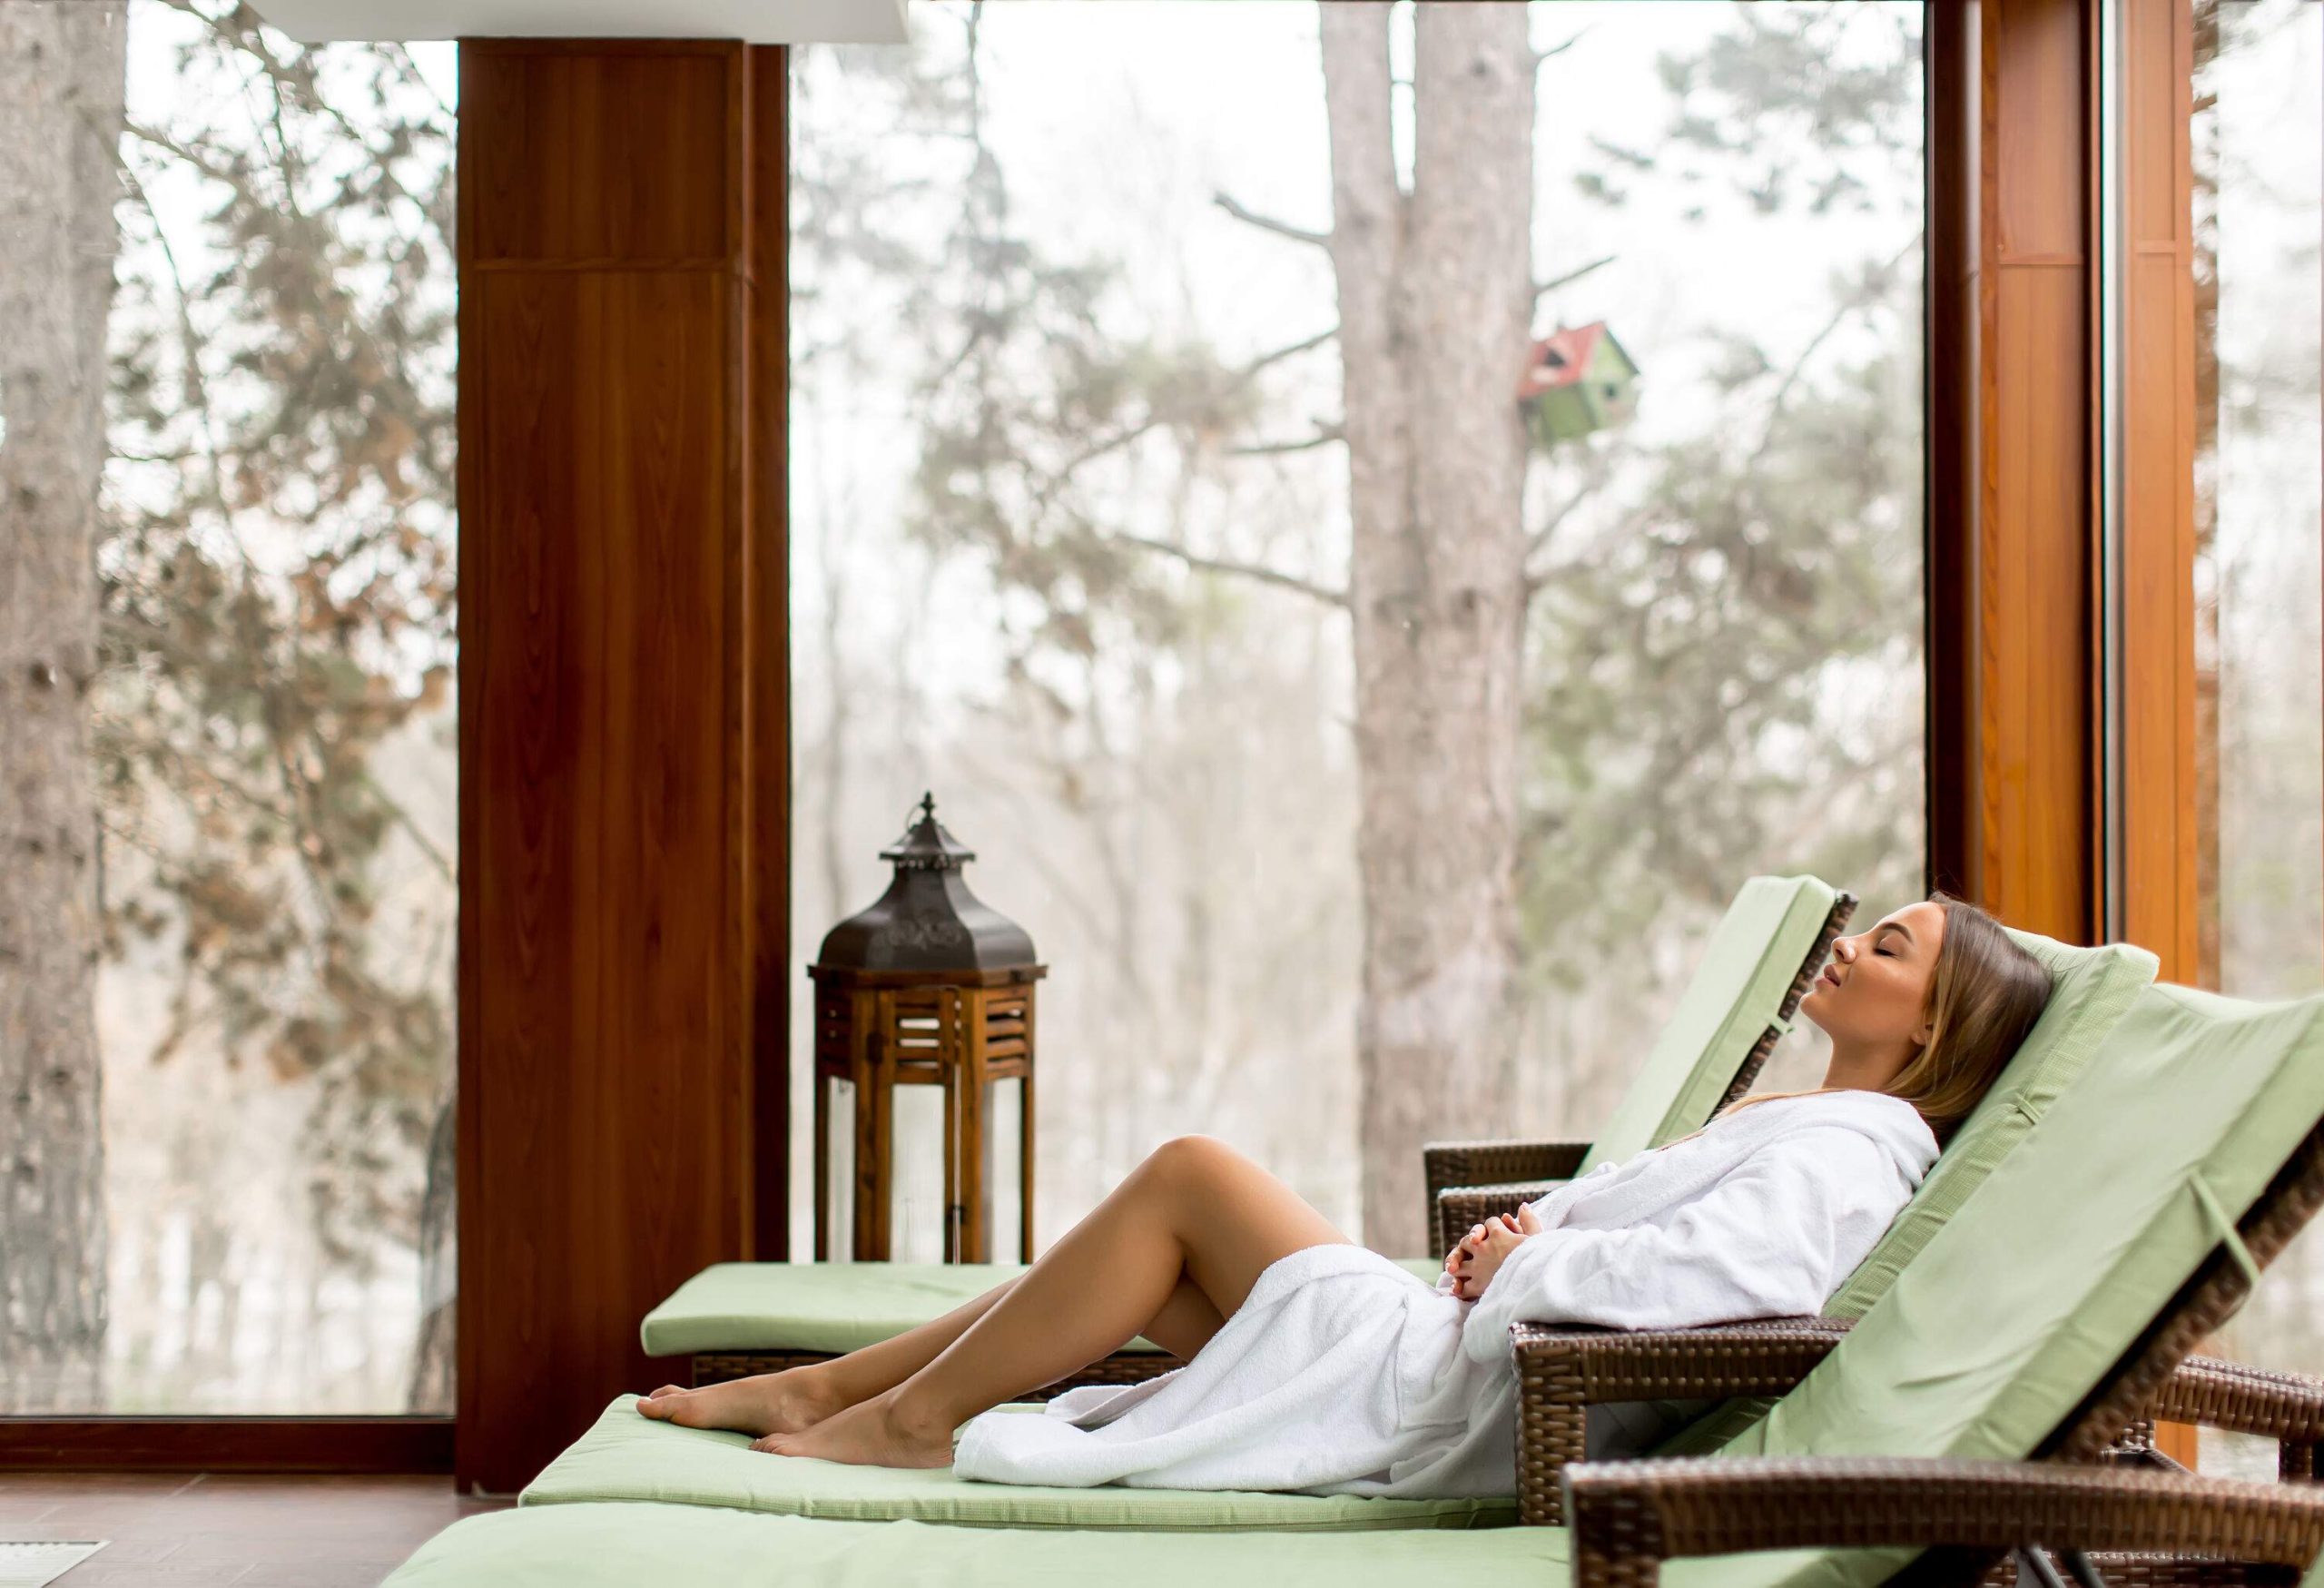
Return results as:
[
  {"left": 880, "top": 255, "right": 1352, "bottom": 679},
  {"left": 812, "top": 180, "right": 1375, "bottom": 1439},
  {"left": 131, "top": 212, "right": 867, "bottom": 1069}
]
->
[
  {"left": 391, "top": 1500, "right": 1860, "bottom": 1588},
  {"left": 1582, "top": 873, "right": 1845, "bottom": 1171},
  {"left": 519, "top": 1396, "right": 1515, "bottom": 1531},
  {"left": 1716, "top": 981, "right": 2324, "bottom": 1588},
  {"left": 1655, "top": 931, "right": 2159, "bottom": 1456},
  {"left": 642, "top": 1258, "right": 1446, "bottom": 1358}
]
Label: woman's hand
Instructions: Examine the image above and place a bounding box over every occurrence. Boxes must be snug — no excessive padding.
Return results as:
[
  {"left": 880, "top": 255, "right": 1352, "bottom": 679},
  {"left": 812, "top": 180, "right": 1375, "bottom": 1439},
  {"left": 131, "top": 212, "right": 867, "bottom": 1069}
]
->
[{"left": 1444, "top": 1205, "right": 1543, "bottom": 1301}]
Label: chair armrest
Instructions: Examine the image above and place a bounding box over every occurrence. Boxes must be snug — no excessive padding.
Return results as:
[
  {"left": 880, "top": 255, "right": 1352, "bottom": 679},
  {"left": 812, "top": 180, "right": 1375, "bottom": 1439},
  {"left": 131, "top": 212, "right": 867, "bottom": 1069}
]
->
[
  {"left": 1436, "top": 1183, "right": 1560, "bottom": 1254},
  {"left": 1423, "top": 1139, "right": 1590, "bottom": 1249},
  {"left": 2159, "top": 1356, "right": 2324, "bottom": 1480},
  {"left": 1511, "top": 1318, "right": 1847, "bottom": 1524},
  {"left": 1563, "top": 1457, "right": 2324, "bottom": 1588},
  {"left": 1511, "top": 1320, "right": 2324, "bottom": 1528}
]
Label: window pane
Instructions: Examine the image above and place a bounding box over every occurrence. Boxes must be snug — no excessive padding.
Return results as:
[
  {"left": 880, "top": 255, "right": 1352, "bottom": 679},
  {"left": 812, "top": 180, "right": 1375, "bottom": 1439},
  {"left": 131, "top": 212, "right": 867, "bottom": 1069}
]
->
[
  {"left": 789, "top": 1, "right": 1925, "bottom": 1258},
  {"left": 2191, "top": 0, "right": 2324, "bottom": 1473},
  {"left": 0, "top": 1, "right": 458, "bottom": 1414}
]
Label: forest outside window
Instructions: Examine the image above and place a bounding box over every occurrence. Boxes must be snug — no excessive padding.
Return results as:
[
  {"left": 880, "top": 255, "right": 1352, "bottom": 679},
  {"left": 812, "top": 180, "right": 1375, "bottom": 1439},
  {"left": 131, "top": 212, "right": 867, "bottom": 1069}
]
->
[
  {"left": 2187, "top": 0, "right": 2324, "bottom": 1457},
  {"left": 0, "top": 1, "right": 457, "bottom": 1415},
  {"left": 787, "top": 0, "right": 1930, "bottom": 1259}
]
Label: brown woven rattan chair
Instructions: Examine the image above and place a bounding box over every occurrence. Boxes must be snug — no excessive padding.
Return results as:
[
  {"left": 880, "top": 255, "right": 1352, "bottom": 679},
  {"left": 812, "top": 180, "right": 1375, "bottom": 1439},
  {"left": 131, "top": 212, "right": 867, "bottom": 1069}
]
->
[
  {"left": 1540, "top": 1089, "right": 2324, "bottom": 1588},
  {"left": 1562, "top": 1458, "right": 2324, "bottom": 1588}
]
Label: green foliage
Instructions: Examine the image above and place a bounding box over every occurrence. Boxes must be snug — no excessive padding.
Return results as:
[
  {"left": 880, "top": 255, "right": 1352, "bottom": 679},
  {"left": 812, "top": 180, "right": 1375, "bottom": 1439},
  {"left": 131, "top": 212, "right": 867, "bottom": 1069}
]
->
[{"left": 101, "top": 0, "right": 455, "bottom": 1267}]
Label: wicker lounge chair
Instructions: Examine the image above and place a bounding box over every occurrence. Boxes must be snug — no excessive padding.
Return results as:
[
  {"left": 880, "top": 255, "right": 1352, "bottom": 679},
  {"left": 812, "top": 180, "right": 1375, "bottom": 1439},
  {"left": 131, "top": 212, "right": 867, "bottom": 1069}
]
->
[
  {"left": 1509, "top": 977, "right": 2324, "bottom": 1562},
  {"left": 647, "top": 874, "right": 1856, "bottom": 1397},
  {"left": 391, "top": 978, "right": 2324, "bottom": 1583},
  {"left": 1494, "top": 926, "right": 2161, "bottom": 1520},
  {"left": 391, "top": 976, "right": 2324, "bottom": 1588}
]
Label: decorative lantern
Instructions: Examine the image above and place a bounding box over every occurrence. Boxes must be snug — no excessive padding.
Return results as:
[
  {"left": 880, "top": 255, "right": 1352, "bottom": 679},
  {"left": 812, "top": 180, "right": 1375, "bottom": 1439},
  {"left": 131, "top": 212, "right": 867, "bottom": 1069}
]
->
[
  {"left": 1516, "top": 321, "right": 1640, "bottom": 449},
  {"left": 809, "top": 793, "right": 1045, "bottom": 1264}
]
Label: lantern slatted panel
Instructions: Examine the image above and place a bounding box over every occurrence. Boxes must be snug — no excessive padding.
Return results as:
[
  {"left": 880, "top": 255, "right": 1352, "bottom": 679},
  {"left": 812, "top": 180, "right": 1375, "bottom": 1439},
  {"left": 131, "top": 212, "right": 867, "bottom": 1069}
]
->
[{"left": 809, "top": 971, "right": 1043, "bottom": 1263}]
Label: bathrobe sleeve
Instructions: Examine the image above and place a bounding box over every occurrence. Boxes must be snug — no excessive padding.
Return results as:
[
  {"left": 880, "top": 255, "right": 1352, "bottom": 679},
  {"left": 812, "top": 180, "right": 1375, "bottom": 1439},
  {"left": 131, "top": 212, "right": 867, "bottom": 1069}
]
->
[{"left": 1457, "top": 1125, "right": 1913, "bottom": 1366}]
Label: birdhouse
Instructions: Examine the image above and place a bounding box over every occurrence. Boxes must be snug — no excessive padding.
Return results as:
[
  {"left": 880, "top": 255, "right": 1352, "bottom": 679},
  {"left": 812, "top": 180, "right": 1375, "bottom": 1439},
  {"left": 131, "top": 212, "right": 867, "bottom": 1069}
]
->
[
  {"left": 809, "top": 794, "right": 1044, "bottom": 1264},
  {"left": 1516, "top": 321, "right": 1640, "bottom": 448}
]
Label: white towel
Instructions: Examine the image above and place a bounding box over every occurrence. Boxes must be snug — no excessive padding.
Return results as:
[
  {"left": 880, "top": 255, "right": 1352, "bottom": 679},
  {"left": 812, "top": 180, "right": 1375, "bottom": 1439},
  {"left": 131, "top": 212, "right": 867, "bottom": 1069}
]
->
[{"left": 950, "top": 1090, "right": 1938, "bottom": 1498}]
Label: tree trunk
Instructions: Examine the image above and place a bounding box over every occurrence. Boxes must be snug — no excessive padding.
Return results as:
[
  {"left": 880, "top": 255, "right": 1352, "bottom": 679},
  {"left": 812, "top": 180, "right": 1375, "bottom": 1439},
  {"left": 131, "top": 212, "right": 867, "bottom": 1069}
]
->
[
  {"left": 407, "top": 1091, "right": 457, "bottom": 1413},
  {"left": 0, "top": 0, "right": 127, "bottom": 1412},
  {"left": 1321, "top": 3, "right": 1534, "bottom": 1255}
]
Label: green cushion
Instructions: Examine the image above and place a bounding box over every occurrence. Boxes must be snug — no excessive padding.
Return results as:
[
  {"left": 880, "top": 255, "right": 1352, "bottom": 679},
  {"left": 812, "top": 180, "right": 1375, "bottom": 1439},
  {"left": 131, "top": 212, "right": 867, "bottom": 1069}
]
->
[
  {"left": 1581, "top": 874, "right": 1844, "bottom": 1171},
  {"left": 519, "top": 1396, "right": 1515, "bottom": 1531},
  {"left": 643, "top": 1258, "right": 1446, "bottom": 1358},
  {"left": 1719, "top": 981, "right": 2324, "bottom": 1588},
  {"left": 1656, "top": 932, "right": 2159, "bottom": 1456},
  {"left": 640, "top": 1263, "right": 1112, "bottom": 1356},
  {"left": 1822, "top": 932, "right": 2159, "bottom": 1317},
  {"left": 391, "top": 1501, "right": 1854, "bottom": 1588}
]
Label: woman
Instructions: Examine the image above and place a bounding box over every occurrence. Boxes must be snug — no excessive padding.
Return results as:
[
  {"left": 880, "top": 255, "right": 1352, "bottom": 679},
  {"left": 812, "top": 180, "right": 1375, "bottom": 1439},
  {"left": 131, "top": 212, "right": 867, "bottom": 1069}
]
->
[{"left": 637, "top": 893, "right": 2051, "bottom": 1497}]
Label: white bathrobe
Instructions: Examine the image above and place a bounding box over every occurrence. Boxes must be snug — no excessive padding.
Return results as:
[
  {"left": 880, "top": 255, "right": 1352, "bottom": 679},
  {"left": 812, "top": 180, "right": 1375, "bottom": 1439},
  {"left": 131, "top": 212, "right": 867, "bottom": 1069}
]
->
[{"left": 950, "top": 1090, "right": 1939, "bottom": 1499}]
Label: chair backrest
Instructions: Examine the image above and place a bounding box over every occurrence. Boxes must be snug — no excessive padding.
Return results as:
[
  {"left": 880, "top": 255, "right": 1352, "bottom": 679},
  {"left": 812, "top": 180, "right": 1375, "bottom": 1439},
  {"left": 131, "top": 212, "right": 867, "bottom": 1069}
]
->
[
  {"left": 1726, "top": 981, "right": 2324, "bottom": 1588},
  {"left": 1819, "top": 929, "right": 2158, "bottom": 1317},
  {"left": 1651, "top": 930, "right": 2158, "bottom": 1459},
  {"left": 1581, "top": 875, "right": 1850, "bottom": 1174}
]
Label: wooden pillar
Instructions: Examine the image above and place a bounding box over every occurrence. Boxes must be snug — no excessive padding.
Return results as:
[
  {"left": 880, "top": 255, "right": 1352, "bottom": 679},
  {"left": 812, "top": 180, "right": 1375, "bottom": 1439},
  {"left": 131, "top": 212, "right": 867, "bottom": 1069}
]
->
[
  {"left": 2117, "top": 0, "right": 2206, "bottom": 1472},
  {"left": 1927, "top": 0, "right": 2099, "bottom": 946},
  {"left": 2116, "top": 0, "right": 2201, "bottom": 984},
  {"left": 455, "top": 40, "right": 789, "bottom": 1495}
]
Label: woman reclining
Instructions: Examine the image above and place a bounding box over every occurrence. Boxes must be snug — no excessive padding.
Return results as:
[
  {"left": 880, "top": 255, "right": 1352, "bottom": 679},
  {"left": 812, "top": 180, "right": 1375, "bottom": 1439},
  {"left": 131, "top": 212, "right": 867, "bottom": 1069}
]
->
[{"left": 637, "top": 893, "right": 2050, "bottom": 1498}]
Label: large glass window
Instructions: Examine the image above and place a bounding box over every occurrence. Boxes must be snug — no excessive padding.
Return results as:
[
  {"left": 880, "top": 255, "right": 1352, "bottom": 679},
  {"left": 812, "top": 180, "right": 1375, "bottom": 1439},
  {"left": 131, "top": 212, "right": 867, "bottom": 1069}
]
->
[
  {"left": 0, "top": 0, "right": 457, "bottom": 1414},
  {"left": 2190, "top": 0, "right": 2324, "bottom": 1468},
  {"left": 789, "top": 1, "right": 1927, "bottom": 1259}
]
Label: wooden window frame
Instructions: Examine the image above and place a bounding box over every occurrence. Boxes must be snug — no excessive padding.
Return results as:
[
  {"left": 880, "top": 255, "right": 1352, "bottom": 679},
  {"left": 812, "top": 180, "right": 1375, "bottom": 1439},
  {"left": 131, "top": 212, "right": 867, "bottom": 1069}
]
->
[{"left": 11, "top": 0, "right": 2175, "bottom": 1479}]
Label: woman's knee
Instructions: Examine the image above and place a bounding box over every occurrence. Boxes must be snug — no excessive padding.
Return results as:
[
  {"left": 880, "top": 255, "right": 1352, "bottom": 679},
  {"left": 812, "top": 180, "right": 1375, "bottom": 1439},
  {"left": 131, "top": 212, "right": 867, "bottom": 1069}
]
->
[{"left": 1139, "top": 1133, "right": 1245, "bottom": 1192}]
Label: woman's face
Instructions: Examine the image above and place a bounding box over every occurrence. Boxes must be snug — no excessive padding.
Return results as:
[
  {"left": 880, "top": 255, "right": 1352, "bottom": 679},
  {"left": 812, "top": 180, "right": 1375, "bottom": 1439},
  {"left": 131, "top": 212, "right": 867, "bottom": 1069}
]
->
[{"left": 1798, "top": 901, "right": 1947, "bottom": 1078}]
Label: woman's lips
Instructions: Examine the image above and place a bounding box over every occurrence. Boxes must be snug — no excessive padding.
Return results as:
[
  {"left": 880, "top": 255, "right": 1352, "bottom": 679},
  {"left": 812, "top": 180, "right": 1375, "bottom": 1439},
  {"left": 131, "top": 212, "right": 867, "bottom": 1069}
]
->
[{"left": 1819, "top": 963, "right": 1842, "bottom": 988}]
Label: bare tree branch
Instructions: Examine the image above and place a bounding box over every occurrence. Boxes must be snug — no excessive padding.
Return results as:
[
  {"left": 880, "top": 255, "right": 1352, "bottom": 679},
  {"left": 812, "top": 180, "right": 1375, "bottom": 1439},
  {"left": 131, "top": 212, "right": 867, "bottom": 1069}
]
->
[
  {"left": 1111, "top": 530, "right": 1349, "bottom": 610},
  {"left": 1533, "top": 252, "right": 1617, "bottom": 304},
  {"left": 1230, "top": 423, "right": 1345, "bottom": 457},
  {"left": 1243, "top": 323, "right": 1339, "bottom": 376},
  {"left": 1534, "top": 28, "right": 1590, "bottom": 66},
  {"left": 1213, "top": 191, "right": 1332, "bottom": 249},
  {"left": 1748, "top": 229, "right": 1922, "bottom": 465}
]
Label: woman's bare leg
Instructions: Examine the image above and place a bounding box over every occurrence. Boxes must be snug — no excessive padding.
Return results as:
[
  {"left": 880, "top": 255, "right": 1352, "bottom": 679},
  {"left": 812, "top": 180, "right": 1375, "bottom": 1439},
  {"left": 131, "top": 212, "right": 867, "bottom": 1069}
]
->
[
  {"left": 635, "top": 1269, "right": 1228, "bottom": 1436},
  {"left": 751, "top": 1135, "right": 1348, "bottom": 1467}
]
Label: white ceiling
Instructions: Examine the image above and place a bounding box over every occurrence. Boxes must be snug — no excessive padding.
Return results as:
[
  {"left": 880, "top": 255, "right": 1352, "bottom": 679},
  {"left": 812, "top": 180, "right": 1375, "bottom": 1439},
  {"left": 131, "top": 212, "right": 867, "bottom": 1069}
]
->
[{"left": 251, "top": 0, "right": 908, "bottom": 44}]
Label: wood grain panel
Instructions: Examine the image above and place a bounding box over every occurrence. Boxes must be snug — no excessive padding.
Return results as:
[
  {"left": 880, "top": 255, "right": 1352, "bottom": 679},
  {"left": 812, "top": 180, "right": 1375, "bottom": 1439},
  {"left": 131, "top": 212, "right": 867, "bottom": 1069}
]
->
[
  {"left": 2118, "top": 0, "right": 2201, "bottom": 984},
  {"left": 1930, "top": 0, "right": 2098, "bottom": 945},
  {"left": 746, "top": 46, "right": 792, "bottom": 1259},
  {"left": 462, "top": 44, "right": 735, "bottom": 266},
  {"left": 457, "top": 40, "right": 782, "bottom": 1495}
]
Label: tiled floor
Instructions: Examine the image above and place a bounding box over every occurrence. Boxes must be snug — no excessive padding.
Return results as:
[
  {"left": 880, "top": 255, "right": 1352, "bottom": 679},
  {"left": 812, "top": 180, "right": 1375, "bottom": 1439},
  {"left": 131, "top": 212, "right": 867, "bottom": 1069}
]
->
[{"left": 0, "top": 1471, "right": 507, "bottom": 1586}]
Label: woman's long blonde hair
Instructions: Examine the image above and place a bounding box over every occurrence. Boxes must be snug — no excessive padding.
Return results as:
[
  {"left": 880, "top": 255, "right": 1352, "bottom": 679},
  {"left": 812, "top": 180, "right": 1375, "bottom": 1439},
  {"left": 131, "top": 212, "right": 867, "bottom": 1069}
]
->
[
  {"left": 1880, "top": 893, "right": 2052, "bottom": 1139},
  {"left": 1722, "top": 893, "right": 2053, "bottom": 1142}
]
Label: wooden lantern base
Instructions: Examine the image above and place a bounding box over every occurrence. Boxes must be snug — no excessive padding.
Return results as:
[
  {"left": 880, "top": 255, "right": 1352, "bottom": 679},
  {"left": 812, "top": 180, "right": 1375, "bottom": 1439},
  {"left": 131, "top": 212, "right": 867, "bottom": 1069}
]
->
[{"left": 809, "top": 964, "right": 1044, "bottom": 1263}]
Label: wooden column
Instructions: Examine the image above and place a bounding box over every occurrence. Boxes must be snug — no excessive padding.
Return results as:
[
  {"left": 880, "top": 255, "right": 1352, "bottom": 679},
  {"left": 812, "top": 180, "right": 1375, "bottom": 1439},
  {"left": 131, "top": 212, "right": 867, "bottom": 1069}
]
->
[
  {"left": 455, "top": 40, "right": 789, "bottom": 1495},
  {"left": 1927, "top": 0, "right": 2099, "bottom": 945},
  {"left": 2116, "top": 0, "right": 2201, "bottom": 984}
]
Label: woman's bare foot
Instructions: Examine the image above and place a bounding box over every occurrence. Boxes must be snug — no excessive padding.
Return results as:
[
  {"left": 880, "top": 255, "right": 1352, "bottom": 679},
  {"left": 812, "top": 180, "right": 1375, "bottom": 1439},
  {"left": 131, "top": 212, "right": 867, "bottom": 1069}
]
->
[
  {"left": 633, "top": 1367, "right": 847, "bottom": 1439},
  {"left": 748, "top": 1385, "right": 954, "bottom": 1469}
]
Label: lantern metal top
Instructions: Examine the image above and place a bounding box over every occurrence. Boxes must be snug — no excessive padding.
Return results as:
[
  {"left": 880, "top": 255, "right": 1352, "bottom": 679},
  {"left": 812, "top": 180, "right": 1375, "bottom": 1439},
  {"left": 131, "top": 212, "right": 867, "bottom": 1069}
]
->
[
  {"left": 881, "top": 792, "right": 976, "bottom": 869},
  {"left": 812, "top": 793, "right": 1039, "bottom": 974}
]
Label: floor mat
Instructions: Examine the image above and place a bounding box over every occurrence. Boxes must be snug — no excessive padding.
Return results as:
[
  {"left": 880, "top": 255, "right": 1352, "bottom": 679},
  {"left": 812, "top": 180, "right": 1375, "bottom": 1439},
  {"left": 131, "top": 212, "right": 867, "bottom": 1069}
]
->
[{"left": 0, "top": 1541, "right": 106, "bottom": 1587}]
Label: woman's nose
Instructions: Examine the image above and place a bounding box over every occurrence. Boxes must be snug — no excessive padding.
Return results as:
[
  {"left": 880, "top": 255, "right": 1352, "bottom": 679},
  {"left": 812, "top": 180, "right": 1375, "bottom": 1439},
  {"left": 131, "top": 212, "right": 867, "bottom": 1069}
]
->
[{"left": 1833, "top": 937, "right": 1857, "bottom": 963}]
